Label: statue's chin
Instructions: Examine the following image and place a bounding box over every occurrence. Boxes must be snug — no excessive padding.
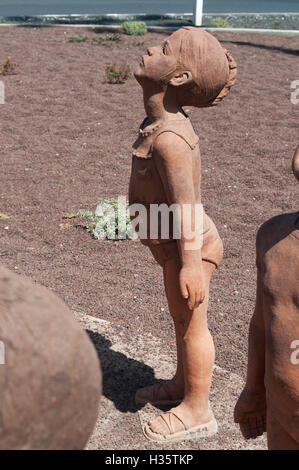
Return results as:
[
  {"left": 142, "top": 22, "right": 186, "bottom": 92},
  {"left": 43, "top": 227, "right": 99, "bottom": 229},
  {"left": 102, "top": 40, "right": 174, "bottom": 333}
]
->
[
  {"left": 134, "top": 64, "right": 143, "bottom": 76},
  {"left": 133, "top": 69, "right": 145, "bottom": 85}
]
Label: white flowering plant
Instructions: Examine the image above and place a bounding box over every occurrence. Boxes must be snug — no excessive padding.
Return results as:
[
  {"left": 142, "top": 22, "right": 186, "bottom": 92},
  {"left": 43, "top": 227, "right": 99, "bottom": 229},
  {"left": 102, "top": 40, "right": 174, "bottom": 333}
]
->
[{"left": 79, "top": 198, "right": 133, "bottom": 240}]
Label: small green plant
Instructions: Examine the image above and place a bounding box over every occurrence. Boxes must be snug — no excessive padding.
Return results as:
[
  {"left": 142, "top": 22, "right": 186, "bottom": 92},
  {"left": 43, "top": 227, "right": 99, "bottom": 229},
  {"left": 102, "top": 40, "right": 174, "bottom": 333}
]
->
[
  {"left": 92, "top": 37, "right": 112, "bottom": 47},
  {"left": 210, "top": 17, "right": 232, "bottom": 28},
  {"left": 67, "top": 36, "right": 88, "bottom": 43},
  {"left": 92, "top": 33, "right": 123, "bottom": 45},
  {"left": 129, "top": 39, "right": 145, "bottom": 47},
  {"left": 121, "top": 21, "right": 147, "bottom": 36},
  {"left": 79, "top": 198, "right": 133, "bottom": 240},
  {"left": 104, "top": 33, "right": 122, "bottom": 42},
  {"left": 105, "top": 63, "right": 130, "bottom": 84}
]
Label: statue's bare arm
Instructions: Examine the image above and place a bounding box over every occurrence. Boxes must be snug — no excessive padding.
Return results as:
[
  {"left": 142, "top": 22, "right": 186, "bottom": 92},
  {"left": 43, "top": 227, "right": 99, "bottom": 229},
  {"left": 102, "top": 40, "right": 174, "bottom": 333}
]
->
[{"left": 154, "top": 132, "right": 205, "bottom": 310}]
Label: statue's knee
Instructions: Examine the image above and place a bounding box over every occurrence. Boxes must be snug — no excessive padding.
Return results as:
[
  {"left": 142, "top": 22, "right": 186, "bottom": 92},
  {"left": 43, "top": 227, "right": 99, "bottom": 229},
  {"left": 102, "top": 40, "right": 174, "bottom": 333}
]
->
[{"left": 171, "top": 310, "right": 191, "bottom": 330}]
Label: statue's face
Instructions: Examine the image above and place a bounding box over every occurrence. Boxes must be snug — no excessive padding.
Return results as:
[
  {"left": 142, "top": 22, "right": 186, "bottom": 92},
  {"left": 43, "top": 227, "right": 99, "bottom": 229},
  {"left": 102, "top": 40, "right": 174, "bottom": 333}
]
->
[{"left": 134, "top": 29, "right": 184, "bottom": 85}]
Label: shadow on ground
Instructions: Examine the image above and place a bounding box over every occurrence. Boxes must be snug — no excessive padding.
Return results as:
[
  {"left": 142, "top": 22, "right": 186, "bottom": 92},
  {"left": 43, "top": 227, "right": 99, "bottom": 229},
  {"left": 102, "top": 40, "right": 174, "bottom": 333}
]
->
[
  {"left": 87, "top": 329, "right": 161, "bottom": 413},
  {"left": 221, "top": 39, "right": 299, "bottom": 56}
]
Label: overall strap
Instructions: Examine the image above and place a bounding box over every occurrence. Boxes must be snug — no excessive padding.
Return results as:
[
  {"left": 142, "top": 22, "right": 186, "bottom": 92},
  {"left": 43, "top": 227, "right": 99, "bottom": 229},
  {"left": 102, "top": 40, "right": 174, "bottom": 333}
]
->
[{"left": 154, "top": 128, "right": 199, "bottom": 151}]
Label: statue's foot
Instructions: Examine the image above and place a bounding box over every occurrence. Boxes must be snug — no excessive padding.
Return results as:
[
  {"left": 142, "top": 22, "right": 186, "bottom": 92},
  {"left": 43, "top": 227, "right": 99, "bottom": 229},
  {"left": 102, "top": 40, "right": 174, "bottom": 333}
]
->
[
  {"left": 135, "top": 380, "right": 184, "bottom": 406},
  {"left": 143, "top": 403, "right": 218, "bottom": 442},
  {"left": 234, "top": 388, "right": 267, "bottom": 439}
]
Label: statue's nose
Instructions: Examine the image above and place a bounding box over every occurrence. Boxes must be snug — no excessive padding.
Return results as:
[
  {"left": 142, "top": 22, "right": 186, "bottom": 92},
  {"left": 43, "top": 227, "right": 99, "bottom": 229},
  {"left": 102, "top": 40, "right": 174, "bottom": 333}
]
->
[{"left": 147, "top": 46, "right": 160, "bottom": 56}]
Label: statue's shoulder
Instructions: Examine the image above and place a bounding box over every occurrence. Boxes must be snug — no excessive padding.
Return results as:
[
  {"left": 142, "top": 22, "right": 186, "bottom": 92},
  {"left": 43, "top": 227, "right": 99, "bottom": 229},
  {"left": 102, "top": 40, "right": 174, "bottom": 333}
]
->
[
  {"left": 256, "top": 212, "right": 298, "bottom": 262},
  {"left": 154, "top": 118, "right": 199, "bottom": 151}
]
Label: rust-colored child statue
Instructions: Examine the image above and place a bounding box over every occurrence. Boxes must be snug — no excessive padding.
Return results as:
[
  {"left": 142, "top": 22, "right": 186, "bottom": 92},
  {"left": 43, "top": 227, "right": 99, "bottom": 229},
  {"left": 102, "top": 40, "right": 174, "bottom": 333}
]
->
[
  {"left": 234, "top": 147, "right": 299, "bottom": 450},
  {"left": 129, "top": 26, "right": 237, "bottom": 441}
]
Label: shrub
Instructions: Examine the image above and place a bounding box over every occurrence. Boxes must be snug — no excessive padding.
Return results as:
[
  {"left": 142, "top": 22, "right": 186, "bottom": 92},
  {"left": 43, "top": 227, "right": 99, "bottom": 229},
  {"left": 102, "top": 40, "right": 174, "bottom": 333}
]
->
[
  {"left": 79, "top": 198, "right": 133, "bottom": 240},
  {"left": 0, "top": 57, "right": 19, "bottom": 76},
  {"left": 105, "top": 63, "right": 130, "bottom": 84},
  {"left": 121, "top": 21, "right": 147, "bottom": 36},
  {"left": 210, "top": 17, "right": 232, "bottom": 28}
]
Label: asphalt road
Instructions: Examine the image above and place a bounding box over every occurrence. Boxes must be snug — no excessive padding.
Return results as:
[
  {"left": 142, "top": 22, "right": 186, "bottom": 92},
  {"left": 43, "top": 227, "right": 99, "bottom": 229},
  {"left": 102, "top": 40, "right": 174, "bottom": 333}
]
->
[{"left": 0, "top": 0, "right": 298, "bottom": 17}]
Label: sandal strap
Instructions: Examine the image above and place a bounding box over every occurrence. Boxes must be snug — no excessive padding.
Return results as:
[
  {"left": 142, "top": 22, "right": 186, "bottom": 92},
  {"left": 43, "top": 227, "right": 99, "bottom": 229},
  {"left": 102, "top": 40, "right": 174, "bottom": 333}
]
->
[
  {"left": 168, "top": 410, "right": 188, "bottom": 431},
  {"left": 161, "top": 410, "right": 187, "bottom": 434},
  {"left": 159, "top": 413, "right": 173, "bottom": 434}
]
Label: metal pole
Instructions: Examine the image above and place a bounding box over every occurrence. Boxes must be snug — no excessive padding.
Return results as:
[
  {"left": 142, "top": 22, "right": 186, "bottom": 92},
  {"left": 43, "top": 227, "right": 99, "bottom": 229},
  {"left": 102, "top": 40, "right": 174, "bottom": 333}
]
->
[{"left": 194, "top": 0, "right": 203, "bottom": 26}]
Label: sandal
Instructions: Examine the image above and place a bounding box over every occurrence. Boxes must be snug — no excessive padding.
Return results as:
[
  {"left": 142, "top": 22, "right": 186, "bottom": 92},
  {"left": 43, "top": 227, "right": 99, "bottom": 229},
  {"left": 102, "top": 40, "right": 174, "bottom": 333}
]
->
[
  {"left": 135, "top": 382, "right": 182, "bottom": 406},
  {"left": 143, "top": 409, "right": 218, "bottom": 442}
]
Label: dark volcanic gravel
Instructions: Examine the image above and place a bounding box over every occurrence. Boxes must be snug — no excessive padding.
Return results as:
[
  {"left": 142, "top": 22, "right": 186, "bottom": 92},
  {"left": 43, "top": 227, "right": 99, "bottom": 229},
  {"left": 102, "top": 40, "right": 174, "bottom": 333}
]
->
[{"left": 0, "top": 27, "right": 298, "bottom": 378}]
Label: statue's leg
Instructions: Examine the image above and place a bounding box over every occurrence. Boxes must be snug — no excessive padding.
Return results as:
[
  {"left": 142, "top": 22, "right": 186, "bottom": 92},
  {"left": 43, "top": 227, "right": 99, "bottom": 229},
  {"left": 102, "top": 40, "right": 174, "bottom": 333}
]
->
[
  {"left": 135, "top": 245, "right": 185, "bottom": 407},
  {"left": 234, "top": 267, "right": 267, "bottom": 439},
  {"left": 267, "top": 407, "right": 299, "bottom": 450},
  {"left": 143, "top": 258, "right": 218, "bottom": 441}
]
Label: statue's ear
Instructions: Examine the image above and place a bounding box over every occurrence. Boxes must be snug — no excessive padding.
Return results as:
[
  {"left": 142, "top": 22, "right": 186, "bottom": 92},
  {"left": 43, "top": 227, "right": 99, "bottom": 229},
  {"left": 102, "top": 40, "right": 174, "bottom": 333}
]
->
[{"left": 169, "top": 71, "right": 193, "bottom": 87}]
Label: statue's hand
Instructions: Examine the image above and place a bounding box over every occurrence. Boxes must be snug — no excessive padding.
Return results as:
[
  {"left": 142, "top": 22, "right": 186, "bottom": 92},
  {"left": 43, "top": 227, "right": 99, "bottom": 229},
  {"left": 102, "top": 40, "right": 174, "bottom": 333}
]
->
[
  {"left": 179, "top": 265, "right": 205, "bottom": 310},
  {"left": 234, "top": 387, "right": 267, "bottom": 440}
]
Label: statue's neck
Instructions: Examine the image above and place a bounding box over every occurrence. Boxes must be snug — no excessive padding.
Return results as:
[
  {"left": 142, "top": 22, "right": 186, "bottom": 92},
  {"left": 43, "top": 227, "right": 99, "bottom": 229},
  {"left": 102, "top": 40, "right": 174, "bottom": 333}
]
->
[{"left": 143, "top": 87, "right": 182, "bottom": 125}]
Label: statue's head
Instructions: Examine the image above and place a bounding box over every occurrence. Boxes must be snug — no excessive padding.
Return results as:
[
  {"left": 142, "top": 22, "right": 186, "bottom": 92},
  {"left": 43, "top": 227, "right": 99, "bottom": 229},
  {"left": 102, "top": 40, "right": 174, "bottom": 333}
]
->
[
  {"left": 292, "top": 145, "right": 299, "bottom": 182},
  {"left": 134, "top": 26, "right": 237, "bottom": 108}
]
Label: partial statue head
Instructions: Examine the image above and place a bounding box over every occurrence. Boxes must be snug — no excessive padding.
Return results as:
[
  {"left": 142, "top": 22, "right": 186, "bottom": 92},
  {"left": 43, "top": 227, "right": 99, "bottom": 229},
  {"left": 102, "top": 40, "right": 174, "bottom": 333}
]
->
[
  {"left": 292, "top": 145, "right": 299, "bottom": 182},
  {"left": 135, "top": 26, "right": 237, "bottom": 108}
]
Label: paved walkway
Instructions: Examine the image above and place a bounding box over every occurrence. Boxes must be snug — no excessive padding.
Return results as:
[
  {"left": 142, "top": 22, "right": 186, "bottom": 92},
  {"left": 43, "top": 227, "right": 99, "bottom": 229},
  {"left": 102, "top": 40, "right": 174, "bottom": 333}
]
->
[{"left": 74, "top": 311, "right": 267, "bottom": 450}]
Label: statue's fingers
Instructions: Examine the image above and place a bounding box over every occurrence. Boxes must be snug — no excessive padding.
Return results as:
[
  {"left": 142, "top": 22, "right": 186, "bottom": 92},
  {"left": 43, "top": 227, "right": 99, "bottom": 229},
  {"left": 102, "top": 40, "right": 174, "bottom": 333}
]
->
[
  {"left": 239, "top": 421, "right": 253, "bottom": 439},
  {"left": 239, "top": 417, "right": 265, "bottom": 440},
  {"left": 187, "top": 286, "right": 196, "bottom": 310},
  {"left": 179, "top": 279, "right": 189, "bottom": 300},
  {"left": 194, "top": 289, "right": 203, "bottom": 308}
]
